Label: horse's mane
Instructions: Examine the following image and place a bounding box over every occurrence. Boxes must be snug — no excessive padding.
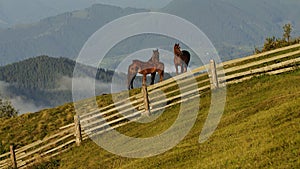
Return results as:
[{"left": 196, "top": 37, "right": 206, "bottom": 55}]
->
[
  {"left": 132, "top": 50, "right": 159, "bottom": 64},
  {"left": 132, "top": 59, "right": 141, "bottom": 63}
]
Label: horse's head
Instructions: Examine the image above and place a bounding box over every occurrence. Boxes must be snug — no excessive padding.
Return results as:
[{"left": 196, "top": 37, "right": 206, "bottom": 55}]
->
[
  {"left": 174, "top": 43, "right": 182, "bottom": 56},
  {"left": 152, "top": 49, "right": 160, "bottom": 62}
]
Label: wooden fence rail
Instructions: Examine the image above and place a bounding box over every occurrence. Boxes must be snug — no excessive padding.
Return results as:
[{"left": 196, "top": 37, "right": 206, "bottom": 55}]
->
[
  {"left": 221, "top": 43, "right": 300, "bottom": 67},
  {"left": 1, "top": 44, "right": 299, "bottom": 169}
]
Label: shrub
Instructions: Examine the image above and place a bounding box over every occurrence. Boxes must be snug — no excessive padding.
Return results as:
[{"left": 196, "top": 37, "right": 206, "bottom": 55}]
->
[{"left": 0, "top": 97, "right": 18, "bottom": 118}]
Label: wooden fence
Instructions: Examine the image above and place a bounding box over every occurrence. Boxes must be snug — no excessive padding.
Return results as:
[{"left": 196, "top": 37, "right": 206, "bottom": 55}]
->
[
  {"left": 1, "top": 43, "right": 300, "bottom": 168},
  {"left": 0, "top": 126, "right": 75, "bottom": 169}
]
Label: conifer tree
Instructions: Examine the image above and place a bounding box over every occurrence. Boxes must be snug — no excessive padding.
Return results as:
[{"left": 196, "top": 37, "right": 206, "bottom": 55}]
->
[{"left": 283, "top": 23, "right": 292, "bottom": 42}]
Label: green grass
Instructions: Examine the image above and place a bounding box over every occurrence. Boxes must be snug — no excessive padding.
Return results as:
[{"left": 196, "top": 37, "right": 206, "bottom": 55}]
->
[
  {"left": 0, "top": 103, "right": 75, "bottom": 152},
  {"left": 223, "top": 45, "right": 300, "bottom": 69},
  {"left": 0, "top": 88, "right": 141, "bottom": 152},
  {"left": 25, "top": 69, "right": 300, "bottom": 169},
  {"left": 1, "top": 67, "right": 299, "bottom": 168},
  {"left": 226, "top": 52, "right": 300, "bottom": 76}
]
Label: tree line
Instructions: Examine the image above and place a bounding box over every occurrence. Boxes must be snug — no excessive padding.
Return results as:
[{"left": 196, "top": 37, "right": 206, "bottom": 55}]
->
[
  {"left": 0, "top": 55, "right": 118, "bottom": 118},
  {"left": 255, "top": 23, "right": 300, "bottom": 53},
  {"left": 0, "top": 55, "right": 116, "bottom": 89}
]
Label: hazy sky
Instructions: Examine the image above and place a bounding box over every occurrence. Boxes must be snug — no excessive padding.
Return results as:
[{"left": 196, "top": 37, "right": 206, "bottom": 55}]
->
[
  {"left": 94, "top": 0, "right": 174, "bottom": 9},
  {"left": 0, "top": 0, "right": 174, "bottom": 27}
]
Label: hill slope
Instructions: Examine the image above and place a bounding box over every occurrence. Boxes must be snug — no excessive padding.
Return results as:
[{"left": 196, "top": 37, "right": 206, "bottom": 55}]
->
[
  {"left": 54, "top": 70, "right": 300, "bottom": 168},
  {"left": 0, "top": 67, "right": 299, "bottom": 168}
]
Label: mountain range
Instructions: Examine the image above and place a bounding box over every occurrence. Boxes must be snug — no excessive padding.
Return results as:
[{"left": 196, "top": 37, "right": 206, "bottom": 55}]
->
[
  {"left": 163, "top": 0, "right": 300, "bottom": 56},
  {"left": 0, "top": 0, "right": 299, "bottom": 67},
  {"left": 0, "top": 0, "right": 172, "bottom": 28},
  {"left": 0, "top": 4, "right": 148, "bottom": 66}
]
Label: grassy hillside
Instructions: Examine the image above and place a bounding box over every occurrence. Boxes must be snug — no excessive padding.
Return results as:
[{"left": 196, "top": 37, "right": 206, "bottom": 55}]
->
[
  {"left": 0, "top": 92, "right": 117, "bottom": 154},
  {"left": 53, "top": 69, "right": 300, "bottom": 169},
  {"left": 0, "top": 67, "right": 298, "bottom": 168}
]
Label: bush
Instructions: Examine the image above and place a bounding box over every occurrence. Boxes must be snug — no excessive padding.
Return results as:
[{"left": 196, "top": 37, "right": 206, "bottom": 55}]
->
[{"left": 0, "top": 97, "right": 18, "bottom": 118}]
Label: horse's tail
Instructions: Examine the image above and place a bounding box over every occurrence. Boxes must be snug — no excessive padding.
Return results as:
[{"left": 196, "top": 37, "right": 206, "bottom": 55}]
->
[{"left": 182, "top": 50, "right": 191, "bottom": 66}]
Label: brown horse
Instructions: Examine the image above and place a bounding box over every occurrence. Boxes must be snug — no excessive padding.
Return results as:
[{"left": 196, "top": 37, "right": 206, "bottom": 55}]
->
[
  {"left": 127, "top": 49, "right": 164, "bottom": 90},
  {"left": 174, "top": 43, "right": 190, "bottom": 75}
]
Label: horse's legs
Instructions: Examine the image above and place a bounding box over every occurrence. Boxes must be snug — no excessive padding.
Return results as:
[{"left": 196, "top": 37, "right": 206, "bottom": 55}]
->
[
  {"left": 142, "top": 74, "right": 147, "bottom": 86},
  {"left": 175, "top": 64, "right": 179, "bottom": 75},
  {"left": 129, "top": 75, "right": 136, "bottom": 89},
  {"left": 183, "top": 64, "right": 187, "bottom": 73},
  {"left": 150, "top": 72, "right": 156, "bottom": 85},
  {"left": 128, "top": 65, "right": 133, "bottom": 89},
  {"left": 159, "top": 70, "right": 164, "bottom": 82},
  {"left": 181, "top": 63, "right": 184, "bottom": 74},
  {"left": 127, "top": 73, "right": 135, "bottom": 90},
  {"left": 128, "top": 63, "right": 140, "bottom": 89}
]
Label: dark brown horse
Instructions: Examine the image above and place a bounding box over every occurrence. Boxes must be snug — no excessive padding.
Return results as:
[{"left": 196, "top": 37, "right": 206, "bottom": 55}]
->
[
  {"left": 128, "top": 49, "right": 164, "bottom": 90},
  {"left": 174, "top": 43, "right": 190, "bottom": 75}
]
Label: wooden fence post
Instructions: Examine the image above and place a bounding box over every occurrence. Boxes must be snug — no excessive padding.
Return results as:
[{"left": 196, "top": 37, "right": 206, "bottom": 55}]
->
[
  {"left": 142, "top": 84, "right": 150, "bottom": 116},
  {"left": 10, "top": 144, "right": 17, "bottom": 169},
  {"left": 74, "top": 115, "right": 82, "bottom": 146},
  {"left": 209, "top": 60, "right": 219, "bottom": 89}
]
